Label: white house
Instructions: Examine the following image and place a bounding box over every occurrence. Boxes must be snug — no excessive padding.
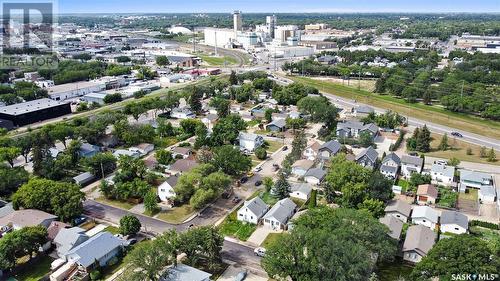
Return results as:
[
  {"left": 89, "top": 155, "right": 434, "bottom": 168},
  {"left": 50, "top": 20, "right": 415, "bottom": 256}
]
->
[
  {"left": 239, "top": 132, "right": 264, "bottom": 152},
  {"left": 170, "top": 147, "right": 192, "bottom": 159},
  {"left": 291, "top": 159, "right": 314, "bottom": 177},
  {"left": 303, "top": 141, "right": 320, "bottom": 161},
  {"left": 430, "top": 164, "right": 455, "bottom": 185},
  {"left": 440, "top": 210, "right": 468, "bottom": 235},
  {"left": 403, "top": 225, "right": 436, "bottom": 263},
  {"left": 384, "top": 200, "right": 412, "bottom": 223},
  {"left": 289, "top": 183, "right": 312, "bottom": 201},
  {"left": 113, "top": 149, "right": 140, "bottom": 159},
  {"left": 263, "top": 198, "right": 297, "bottom": 230},
  {"left": 237, "top": 197, "right": 268, "bottom": 224},
  {"left": 380, "top": 153, "right": 401, "bottom": 179},
  {"left": 401, "top": 155, "right": 424, "bottom": 178},
  {"left": 303, "top": 168, "right": 326, "bottom": 185},
  {"left": 158, "top": 175, "right": 179, "bottom": 202},
  {"left": 479, "top": 185, "right": 496, "bottom": 203},
  {"left": 171, "top": 108, "right": 196, "bottom": 119},
  {"left": 129, "top": 143, "right": 155, "bottom": 155},
  {"left": 411, "top": 206, "right": 439, "bottom": 230}
]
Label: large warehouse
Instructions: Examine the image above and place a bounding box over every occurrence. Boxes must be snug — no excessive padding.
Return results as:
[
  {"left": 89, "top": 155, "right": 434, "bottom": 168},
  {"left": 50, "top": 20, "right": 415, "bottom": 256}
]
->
[{"left": 0, "top": 98, "right": 72, "bottom": 128}]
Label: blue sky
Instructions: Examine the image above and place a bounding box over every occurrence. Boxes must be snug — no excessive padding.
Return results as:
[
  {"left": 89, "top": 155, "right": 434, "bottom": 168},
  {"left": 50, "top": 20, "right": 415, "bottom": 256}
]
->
[{"left": 58, "top": 0, "right": 499, "bottom": 14}]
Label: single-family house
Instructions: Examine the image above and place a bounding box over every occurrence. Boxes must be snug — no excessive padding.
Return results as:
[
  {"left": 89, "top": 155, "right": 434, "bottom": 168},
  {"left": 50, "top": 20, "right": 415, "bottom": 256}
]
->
[
  {"left": 379, "top": 215, "right": 404, "bottom": 240},
  {"left": 401, "top": 155, "right": 424, "bottom": 178},
  {"left": 169, "top": 159, "right": 199, "bottom": 175},
  {"left": 336, "top": 120, "right": 379, "bottom": 139},
  {"left": 303, "top": 168, "right": 326, "bottom": 185},
  {"left": 384, "top": 200, "right": 412, "bottom": 223},
  {"left": 380, "top": 153, "right": 401, "bottom": 179},
  {"left": 47, "top": 221, "right": 69, "bottom": 242},
  {"left": 98, "top": 134, "right": 119, "bottom": 148},
  {"left": 289, "top": 183, "right": 312, "bottom": 201},
  {"left": 355, "top": 146, "right": 378, "bottom": 169},
  {"left": 73, "top": 172, "right": 96, "bottom": 187},
  {"left": 303, "top": 141, "right": 321, "bottom": 161},
  {"left": 113, "top": 149, "right": 140, "bottom": 159},
  {"left": 171, "top": 147, "right": 193, "bottom": 159},
  {"left": 54, "top": 227, "right": 89, "bottom": 258},
  {"left": 263, "top": 198, "right": 297, "bottom": 230},
  {"left": 129, "top": 143, "right": 155, "bottom": 155},
  {"left": 171, "top": 107, "right": 196, "bottom": 119},
  {"left": 459, "top": 169, "right": 493, "bottom": 192},
  {"left": 416, "top": 184, "right": 439, "bottom": 205},
  {"left": 266, "top": 119, "right": 286, "bottom": 132},
  {"left": 318, "top": 140, "right": 341, "bottom": 161},
  {"left": 158, "top": 175, "right": 179, "bottom": 202},
  {"left": 402, "top": 225, "right": 436, "bottom": 263},
  {"left": 64, "top": 232, "right": 124, "bottom": 271},
  {"left": 239, "top": 132, "right": 264, "bottom": 152},
  {"left": 440, "top": 210, "right": 468, "bottom": 234},
  {"left": 354, "top": 105, "right": 375, "bottom": 117},
  {"left": 201, "top": 114, "right": 218, "bottom": 130},
  {"left": 160, "top": 264, "right": 212, "bottom": 281},
  {"left": 0, "top": 209, "right": 57, "bottom": 233},
  {"left": 237, "top": 197, "right": 269, "bottom": 224},
  {"left": 479, "top": 185, "right": 496, "bottom": 203},
  {"left": 291, "top": 159, "right": 314, "bottom": 177},
  {"left": 78, "top": 143, "right": 101, "bottom": 158},
  {"left": 411, "top": 206, "right": 439, "bottom": 230},
  {"left": 430, "top": 164, "right": 455, "bottom": 185}
]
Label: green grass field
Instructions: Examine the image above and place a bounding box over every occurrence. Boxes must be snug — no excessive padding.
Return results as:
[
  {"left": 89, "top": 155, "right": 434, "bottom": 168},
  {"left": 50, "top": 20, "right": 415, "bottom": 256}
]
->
[
  {"left": 219, "top": 210, "right": 257, "bottom": 241},
  {"left": 199, "top": 55, "right": 238, "bottom": 66},
  {"left": 261, "top": 232, "right": 283, "bottom": 248},
  {"left": 12, "top": 255, "right": 53, "bottom": 281},
  {"left": 289, "top": 76, "right": 500, "bottom": 140},
  {"left": 157, "top": 204, "right": 195, "bottom": 224}
]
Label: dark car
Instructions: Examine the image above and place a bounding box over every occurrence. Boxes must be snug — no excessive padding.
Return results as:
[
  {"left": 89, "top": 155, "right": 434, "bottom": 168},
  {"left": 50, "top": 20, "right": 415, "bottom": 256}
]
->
[
  {"left": 451, "top": 131, "right": 463, "bottom": 138},
  {"left": 232, "top": 196, "right": 241, "bottom": 203},
  {"left": 255, "top": 180, "right": 262, "bottom": 186},
  {"left": 73, "top": 216, "right": 87, "bottom": 226},
  {"left": 240, "top": 176, "right": 248, "bottom": 184},
  {"left": 282, "top": 145, "right": 288, "bottom": 151}
]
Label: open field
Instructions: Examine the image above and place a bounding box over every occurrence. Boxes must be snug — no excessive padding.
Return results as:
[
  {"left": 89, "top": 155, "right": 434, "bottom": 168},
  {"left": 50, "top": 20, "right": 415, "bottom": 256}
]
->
[
  {"left": 289, "top": 76, "right": 500, "bottom": 140},
  {"left": 312, "top": 77, "right": 376, "bottom": 92},
  {"left": 198, "top": 54, "right": 238, "bottom": 66},
  {"left": 427, "top": 133, "right": 499, "bottom": 166}
]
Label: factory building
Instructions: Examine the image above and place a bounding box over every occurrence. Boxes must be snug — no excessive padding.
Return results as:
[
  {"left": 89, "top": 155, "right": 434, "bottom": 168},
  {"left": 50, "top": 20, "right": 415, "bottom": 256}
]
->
[
  {"left": 274, "top": 25, "right": 299, "bottom": 43},
  {"left": 47, "top": 81, "right": 106, "bottom": 101},
  {"left": 233, "top": 11, "right": 242, "bottom": 36},
  {"left": 0, "top": 98, "right": 72, "bottom": 127},
  {"left": 266, "top": 15, "right": 277, "bottom": 38},
  {"left": 204, "top": 28, "right": 237, "bottom": 48}
]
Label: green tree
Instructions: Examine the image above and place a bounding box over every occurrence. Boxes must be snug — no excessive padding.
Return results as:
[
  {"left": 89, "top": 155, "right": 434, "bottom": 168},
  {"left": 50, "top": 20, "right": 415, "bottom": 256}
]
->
[
  {"left": 0, "top": 146, "right": 21, "bottom": 168},
  {"left": 416, "top": 125, "right": 431, "bottom": 152},
  {"left": 487, "top": 148, "right": 497, "bottom": 162},
  {"left": 104, "top": 93, "right": 123, "bottom": 104},
  {"left": 358, "top": 198, "right": 385, "bottom": 218},
  {"left": 155, "top": 55, "right": 170, "bottom": 66},
  {"left": 438, "top": 133, "right": 449, "bottom": 151},
  {"left": 272, "top": 173, "right": 290, "bottom": 199},
  {"left": 255, "top": 147, "right": 267, "bottom": 160},
  {"left": 0, "top": 165, "right": 29, "bottom": 197},
  {"left": 411, "top": 235, "right": 497, "bottom": 281},
  {"left": 466, "top": 147, "right": 473, "bottom": 155},
  {"left": 229, "top": 70, "right": 238, "bottom": 85},
  {"left": 144, "top": 191, "right": 159, "bottom": 214},
  {"left": 263, "top": 177, "right": 274, "bottom": 193},
  {"left": 156, "top": 150, "right": 174, "bottom": 166},
  {"left": 81, "top": 152, "right": 117, "bottom": 178},
  {"left": 211, "top": 145, "right": 251, "bottom": 176},
  {"left": 0, "top": 226, "right": 47, "bottom": 270},
  {"left": 209, "top": 97, "right": 230, "bottom": 118},
  {"left": 480, "top": 146, "right": 487, "bottom": 158},
  {"left": 210, "top": 114, "right": 246, "bottom": 146},
  {"left": 359, "top": 131, "right": 375, "bottom": 148},
  {"left": 120, "top": 215, "right": 142, "bottom": 236},
  {"left": 447, "top": 157, "right": 460, "bottom": 167}
]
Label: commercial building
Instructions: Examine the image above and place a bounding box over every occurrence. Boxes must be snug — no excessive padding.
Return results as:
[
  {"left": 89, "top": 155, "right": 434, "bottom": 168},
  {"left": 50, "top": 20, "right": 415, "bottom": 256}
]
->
[
  {"left": 203, "top": 28, "right": 236, "bottom": 48},
  {"left": 47, "top": 81, "right": 106, "bottom": 101},
  {"left": 0, "top": 98, "right": 71, "bottom": 127}
]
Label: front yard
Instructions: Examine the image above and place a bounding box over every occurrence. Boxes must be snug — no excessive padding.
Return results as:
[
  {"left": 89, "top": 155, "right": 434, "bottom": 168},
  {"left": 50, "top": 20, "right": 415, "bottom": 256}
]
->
[
  {"left": 12, "top": 255, "right": 53, "bottom": 281},
  {"left": 260, "top": 232, "right": 283, "bottom": 248},
  {"left": 156, "top": 204, "right": 195, "bottom": 224},
  {"left": 219, "top": 210, "right": 257, "bottom": 241},
  {"left": 265, "top": 140, "right": 284, "bottom": 153},
  {"left": 96, "top": 197, "right": 136, "bottom": 210}
]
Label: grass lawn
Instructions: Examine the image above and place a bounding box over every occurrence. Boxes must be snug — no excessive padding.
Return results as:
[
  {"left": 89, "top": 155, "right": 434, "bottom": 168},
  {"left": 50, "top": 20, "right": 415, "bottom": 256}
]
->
[
  {"left": 246, "top": 120, "right": 260, "bottom": 127},
  {"left": 260, "top": 232, "right": 283, "bottom": 248},
  {"left": 96, "top": 197, "right": 135, "bottom": 210},
  {"left": 199, "top": 54, "right": 238, "bottom": 66},
  {"left": 459, "top": 188, "right": 478, "bottom": 201},
  {"left": 265, "top": 140, "right": 284, "bottom": 153},
  {"left": 143, "top": 209, "right": 160, "bottom": 217},
  {"left": 157, "top": 204, "right": 195, "bottom": 224},
  {"left": 105, "top": 226, "right": 121, "bottom": 235},
  {"left": 258, "top": 190, "right": 279, "bottom": 205},
  {"left": 426, "top": 133, "right": 499, "bottom": 166},
  {"left": 219, "top": 210, "right": 257, "bottom": 241},
  {"left": 289, "top": 76, "right": 500, "bottom": 140},
  {"left": 376, "top": 259, "right": 414, "bottom": 281},
  {"left": 395, "top": 179, "right": 409, "bottom": 193},
  {"left": 12, "top": 255, "right": 53, "bottom": 281}
]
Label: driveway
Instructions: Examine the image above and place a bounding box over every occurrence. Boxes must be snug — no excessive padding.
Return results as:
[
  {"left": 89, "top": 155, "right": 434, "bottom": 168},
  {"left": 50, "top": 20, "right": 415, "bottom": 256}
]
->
[
  {"left": 217, "top": 265, "right": 267, "bottom": 281},
  {"left": 247, "top": 226, "right": 279, "bottom": 246}
]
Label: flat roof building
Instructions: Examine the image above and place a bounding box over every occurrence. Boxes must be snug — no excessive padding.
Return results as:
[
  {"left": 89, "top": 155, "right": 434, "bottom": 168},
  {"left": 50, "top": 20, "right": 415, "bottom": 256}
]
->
[{"left": 0, "top": 98, "right": 71, "bottom": 127}]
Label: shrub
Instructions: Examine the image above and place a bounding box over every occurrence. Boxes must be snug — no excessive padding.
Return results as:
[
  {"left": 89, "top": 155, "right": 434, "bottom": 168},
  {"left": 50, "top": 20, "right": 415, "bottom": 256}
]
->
[
  {"left": 255, "top": 147, "right": 267, "bottom": 160},
  {"left": 470, "top": 220, "right": 499, "bottom": 230},
  {"left": 389, "top": 130, "right": 406, "bottom": 151}
]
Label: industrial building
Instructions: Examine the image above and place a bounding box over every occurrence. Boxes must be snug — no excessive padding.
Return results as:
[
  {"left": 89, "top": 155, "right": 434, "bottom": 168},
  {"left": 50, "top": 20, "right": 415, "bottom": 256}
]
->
[
  {"left": 0, "top": 98, "right": 72, "bottom": 127},
  {"left": 47, "top": 81, "right": 106, "bottom": 101}
]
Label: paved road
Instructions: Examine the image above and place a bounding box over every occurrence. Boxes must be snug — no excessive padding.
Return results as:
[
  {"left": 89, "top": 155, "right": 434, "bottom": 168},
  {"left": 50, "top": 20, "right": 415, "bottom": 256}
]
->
[
  {"left": 272, "top": 75, "right": 500, "bottom": 152},
  {"left": 222, "top": 240, "right": 266, "bottom": 277}
]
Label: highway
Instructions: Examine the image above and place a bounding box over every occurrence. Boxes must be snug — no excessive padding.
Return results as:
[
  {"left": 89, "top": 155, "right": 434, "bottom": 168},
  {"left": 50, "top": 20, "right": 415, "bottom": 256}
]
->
[{"left": 272, "top": 75, "right": 500, "bottom": 152}]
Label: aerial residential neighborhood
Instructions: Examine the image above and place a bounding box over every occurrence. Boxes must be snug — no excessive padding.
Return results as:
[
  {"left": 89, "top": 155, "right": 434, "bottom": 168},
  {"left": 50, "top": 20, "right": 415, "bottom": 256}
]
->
[{"left": 0, "top": 1, "right": 498, "bottom": 281}]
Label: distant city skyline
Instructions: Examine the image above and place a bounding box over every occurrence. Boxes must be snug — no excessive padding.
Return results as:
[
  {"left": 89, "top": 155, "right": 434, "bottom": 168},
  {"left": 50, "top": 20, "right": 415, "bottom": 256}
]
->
[{"left": 58, "top": 0, "right": 499, "bottom": 14}]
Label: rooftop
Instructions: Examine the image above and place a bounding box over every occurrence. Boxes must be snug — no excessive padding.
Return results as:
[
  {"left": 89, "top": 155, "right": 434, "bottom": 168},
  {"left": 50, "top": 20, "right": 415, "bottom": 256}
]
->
[
  {"left": 0, "top": 98, "right": 69, "bottom": 116},
  {"left": 403, "top": 225, "right": 436, "bottom": 256},
  {"left": 47, "top": 81, "right": 104, "bottom": 95}
]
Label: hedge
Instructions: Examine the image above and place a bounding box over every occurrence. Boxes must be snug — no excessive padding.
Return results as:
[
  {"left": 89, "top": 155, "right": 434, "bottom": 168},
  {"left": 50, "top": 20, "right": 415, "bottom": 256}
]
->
[
  {"left": 470, "top": 220, "right": 500, "bottom": 230},
  {"left": 389, "top": 130, "right": 406, "bottom": 152}
]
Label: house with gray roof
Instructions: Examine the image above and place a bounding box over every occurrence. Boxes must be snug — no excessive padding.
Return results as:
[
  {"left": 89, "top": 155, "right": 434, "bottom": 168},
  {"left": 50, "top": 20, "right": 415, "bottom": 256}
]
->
[
  {"left": 403, "top": 225, "right": 436, "bottom": 263},
  {"left": 291, "top": 159, "right": 315, "bottom": 177},
  {"left": 336, "top": 120, "right": 379, "bottom": 139},
  {"left": 78, "top": 143, "right": 101, "bottom": 158},
  {"left": 289, "top": 182, "right": 312, "bottom": 201},
  {"left": 401, "top": 155, "right": 424, "bottom": 178},
  {"left": 158, "top": 175, "right": 179, "bottom": 202},
  {"left": 73, "top": 172, "right": 96, "bottom": 187},
  {"left": 237, "top": 197, "right": 269, "bottom": 224},
  {"left": 355, "top": 146, "right": 379, "bottom": 170},
  {"left": 458, "top": 169, "right": 494, "bottom": 192},
  {"left": 379, "top": 215, "right": 404, "bottom": 240},
  {"left": 384, "top": 200, "right": 412, "bottom": 223},
  {"left": 440, "top": 210, "right": 468, "bottom": 234},
  {"left": 430, "top": 164, "right": 455, "bottom": 186},
  {"left": 318, "top": 140, "right": 341, "bottom": 161},
  {"left": 54, "top": 227, "right": 89, "bottom": 258},
  {"left": 354, "top": 105, "right": 375, "bottom": 117},
  {"left": 0, "top": 209, "right": 57, "bottom": 233},
  {"left": 65, "top": 231, "right": 124, "bottom": 270},
  {"left": 263, "top": 198, "right": 297, "bottom": 230},
  {"left": 304, "top": 168, "right": 326, "bottom": 185},
  {"left": 239, "top": 132, "right": 264, "bottom": 152},
  {"left": 161, "top": 264, "right": 211, "bottom": 281},
  {"left": 266, "top": 118, "right": 286, "bottom": 132},
  {"left": 380, "top": 153, "right": 401, "bottom": 179},
  {"left": 411, "top": 206, "right": 439, "bottom": 230}
]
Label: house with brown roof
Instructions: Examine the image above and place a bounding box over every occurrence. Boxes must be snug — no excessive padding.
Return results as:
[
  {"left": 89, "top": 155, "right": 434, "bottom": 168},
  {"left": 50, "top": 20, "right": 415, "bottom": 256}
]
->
[
  {"left": 0, "top": 209, "right": 57, "bottom": 234},
  {"left": 171, "top": 146, "right": 193, "bottom": 159},
  {"left": 291, "top": 159, "right": 314, "bottom": 177},
  {"left": 403, "top": 225, "right": 436, "bottom": 263},
  {"left": 168, "top": 159, "right": 199, "bottom": 175},
  {"left": 384, "top": 200, "right": 412, "bottom": 223},
  {"left": 416, "top": 184, "right": 438, "bottom": 205}
]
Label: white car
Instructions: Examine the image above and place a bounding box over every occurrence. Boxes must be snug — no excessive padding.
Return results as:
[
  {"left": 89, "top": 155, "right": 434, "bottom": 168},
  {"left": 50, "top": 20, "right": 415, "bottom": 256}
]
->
[
  {"left": 254, "top": 247, "right": 266, "bottom": 257},
  {"left": 254, "top": 166, "right": 262, "bottom": 172}
]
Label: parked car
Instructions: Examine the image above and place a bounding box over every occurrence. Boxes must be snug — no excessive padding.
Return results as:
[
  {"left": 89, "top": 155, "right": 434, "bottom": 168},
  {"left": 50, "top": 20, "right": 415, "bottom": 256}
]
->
[
  {"left": 247, "top": 172, "right": 254, "bottom": 178},
  {"left": 232, "top": 196, "right": 241, "bottom": 203},
  {"left": 435, "top": 160, "right": 447, "bottom": 165},
  {"left": 255, "top": 180, "right": 262, "bottom": 186},
  {"left": 124, "top": 238, "right": 138, "bottom": 247},
  {"left": 234, "top": 270, "right": 247, "bottom": 281},
  {"left": 272, "top": 164, "right": 280, "bottom": 172},
  {"left": 282, "top": 145, "right": 288, "bottom": 151},
  {"left": 254, "top": 166, "right": 262, "bottom": 172},
  {"left": 240, "top": 176, "right": 248, "bottom": 184},
  {"left": 73, "top": 216, "right": 87, "bottom": 226},
  {"left": 451, "top": 131, "right": 463, "bottom": 138},
  {"left": 254, "top": 247, "right": 266, "bottom": 257}
]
